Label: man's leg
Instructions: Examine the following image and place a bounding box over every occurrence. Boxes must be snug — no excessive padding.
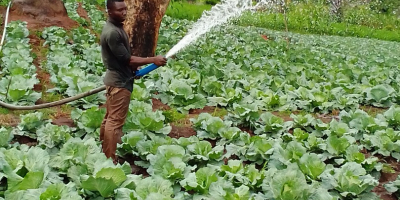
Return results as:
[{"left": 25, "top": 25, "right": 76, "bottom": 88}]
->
[
  {"left": 100, "top": 86, "right": 111, "bottom": 142},
  {"left": 102, "top": 87, "right": 131, "bottom": 163}
]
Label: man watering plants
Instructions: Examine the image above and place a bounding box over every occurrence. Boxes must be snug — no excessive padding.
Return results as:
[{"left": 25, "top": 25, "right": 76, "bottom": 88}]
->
[{"left": 100, "top": 0, "right": 167, "bottom": 164}]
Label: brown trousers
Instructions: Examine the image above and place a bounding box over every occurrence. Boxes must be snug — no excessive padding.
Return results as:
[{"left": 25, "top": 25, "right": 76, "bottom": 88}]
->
[{"left": 100, "top": 86, "right": 131, "bottom": 163}]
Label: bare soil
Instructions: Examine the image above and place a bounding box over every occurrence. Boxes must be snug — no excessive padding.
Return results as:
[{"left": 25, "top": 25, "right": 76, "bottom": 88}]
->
[
  {"left": 51, "top": 117, "right": 75, "bottom": 127},
  {"left": 9, "top": 0, "right": 78, "bottom": 30},
  {"left": 152, "top": 98, "right": 170, "bottom": 111},
  {"left": 11, "top": 135, "right": 37, "bottom": 146},
  {"left": 118, "top": 154, "right": 149, "bottom": 176},
  {"left": 76, "top": 3, "right": 89, "bottom": 21},
  {"left": 169, "top": 124, "right": 196, "bottom": 138},
  {"left": 372, "top": 155, "right": 400, "bottom": 200},
  {"left": 28, "top": 33, "right": 51, "bottom": 92},
  {"left": 189, "top": 106, "right": 216, "bottom": 114}
]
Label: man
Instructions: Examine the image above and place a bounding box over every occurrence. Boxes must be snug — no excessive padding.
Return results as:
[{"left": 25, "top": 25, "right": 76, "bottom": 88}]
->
[{"left": 100, "top": 0, "right": 167, "bottom": 164}]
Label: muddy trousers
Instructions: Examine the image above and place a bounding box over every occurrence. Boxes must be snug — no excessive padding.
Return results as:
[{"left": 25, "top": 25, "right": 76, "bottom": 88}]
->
[{"left": 100, "top": 86, "right": 131, "bottom": 164}]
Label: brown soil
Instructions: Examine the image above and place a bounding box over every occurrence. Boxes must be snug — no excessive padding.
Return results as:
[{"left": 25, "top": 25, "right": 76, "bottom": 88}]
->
[
  {"left": 118, "top": 154, "right": 149, "bottom": 176},
  {"left": 189, "top": 106, "right": 216, "bottom": 115},
  {"left": 51, "top": 117, "right": 75, "bottom": 127},
  {"left": 314, "top": 113, "right": 340, "bottom": 123},
  {"left": 152, "top": 98, "right": 170, "bottom": 111},
  {"left": 51, "top": 106, "right": 72, "bottom": 120},
  {"left": 239, "top": 126, "right": 255, "bottom": 136},
  {"left": 0, "top": 6, "right": 6, "bottom": 42},
  {"left": 372, "top": 155, "right": 400, "bottom": 200},
  {"left": 11, "top": 135, "right": 37, "bottom": 146},
  {"left": 261, "top": 34, "right": 269, "bottom": 41},
  {"left": 169, "top": 124, "right": 196, "bottom": 139},
  {"left": 76, "top": 3, "right": 89, "bottom": 21},
  {"left": 28, "top": 33, "right": 51, "bottom": 92},
  {"left": 9, "top": 0, "right": 78, "bottom": 30}
]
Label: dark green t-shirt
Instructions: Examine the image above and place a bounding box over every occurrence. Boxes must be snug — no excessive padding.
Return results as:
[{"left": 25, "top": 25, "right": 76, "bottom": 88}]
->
[{"left": 100, "top": 18, "right": 134, "bottom": 92}]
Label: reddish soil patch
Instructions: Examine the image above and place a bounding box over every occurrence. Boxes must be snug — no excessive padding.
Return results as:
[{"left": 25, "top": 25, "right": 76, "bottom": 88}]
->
[
  {"left": 189, "top": 106, "right": 216, "bottom": 115},
  {"left": 52, "top": 107, "right": 71, "bottom": 119},
  {"left": 8, "top": 0, "right": 78, "bottom": 30},
  {"left": 118, "top": 154, "right": 149, "bottom": 176},
  {"left": 28, "top": 34, "right": 51, "bottom": 92},
  {"left": 369, "top": 155, "right": 400, "bottom": 200},
  {"left": 168, "top": 124, "right": 196, "bottom": 139},
  {"left": 261, "top": 34, "right": 269, "bottom": 41},
  {"left": 52, "top": 117, "right": 75, "bottom": 127},
  {"left": 239, "top": 126, "right": 255, "bottom": 136},
  {"left": 0, "top": 6, "right": 6, "bottom": 32},
  {"left": 33, "top": 67, "right": 51, "bottom": 92},
  {"left": 9, "top": 13, "right": 78, "bottom": 30},
  {"left": 76, "top": 3, "right": 90, "bottom": 21},
  {"left": 315, "top": 113, "right": 340, "bottom": 123},
  {"left": 152, "top": 98, "right": 170, "bottom": 111},
  {"left": 11, "top": 135, "right": 37, "bottom": 146}
]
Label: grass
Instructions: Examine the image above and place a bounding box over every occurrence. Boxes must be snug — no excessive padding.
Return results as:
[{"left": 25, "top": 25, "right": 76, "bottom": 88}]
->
[
  {"left": 163, "top": 108, "right": 187, "bottom": 123},
  {"left": 211, "top": 107, "right": 228, "bottom": 118},
  {"left": 235, "top": 8, "right": 400, "bottom": 42},
  {"left": 165, "top": 1, "right": 400, "bottom": 42},
  {"left": 165, "top": 1, "right": 212, "bottom": 20}
]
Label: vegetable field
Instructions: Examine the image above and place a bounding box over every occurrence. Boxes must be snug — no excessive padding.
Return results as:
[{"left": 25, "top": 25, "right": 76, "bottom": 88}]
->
[{"left": 1, "top": 1, "right": 400, "bottom": 200}]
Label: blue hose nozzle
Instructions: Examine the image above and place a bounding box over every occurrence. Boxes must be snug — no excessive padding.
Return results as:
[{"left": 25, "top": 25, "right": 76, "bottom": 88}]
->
[{"left": 135, "top": 63, "right": 159, "bottom": 76}]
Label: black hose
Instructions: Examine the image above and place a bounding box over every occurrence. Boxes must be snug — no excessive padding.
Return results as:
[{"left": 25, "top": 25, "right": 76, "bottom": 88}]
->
[{"left": 0, "top": 85, "right": 106, "bottom": 110}]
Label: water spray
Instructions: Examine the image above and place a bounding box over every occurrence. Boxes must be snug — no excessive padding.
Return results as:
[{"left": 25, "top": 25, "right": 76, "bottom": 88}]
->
[
  {"left": 133, "top": 0, "right": 269, "bottom": 77},
  {"left": 0, "top": 0, "right": 270, "bottom": 110}
]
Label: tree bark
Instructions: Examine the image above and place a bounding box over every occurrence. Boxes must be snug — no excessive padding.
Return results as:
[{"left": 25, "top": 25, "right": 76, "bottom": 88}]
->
[{"left": 124, "top": 0, "right": 171, "bottom": 57}]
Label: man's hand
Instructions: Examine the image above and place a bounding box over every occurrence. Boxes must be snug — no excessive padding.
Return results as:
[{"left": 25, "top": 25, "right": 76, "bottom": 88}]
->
[
  {"left": 152, "top": 56, "right": 167, "bottom": 66},
  {"left": 129, "top": 55, "right": 167, "bottom": 70}
]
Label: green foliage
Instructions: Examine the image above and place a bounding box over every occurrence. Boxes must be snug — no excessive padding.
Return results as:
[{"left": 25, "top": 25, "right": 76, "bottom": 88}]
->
[
  {"left": 166, "top": 2, "right": 212, "bottom": 20},
  {"left": 234, "top": 2, "right": 400, "bottom": 42},
  {"left": 205, "top": 0, "right": 220, "bottom": 5},
  {"left": 0, "top": 0, "right": 10, "bottom": 6},
  {"left": 369, "top": 0, "right": 400, "bottom": 14},
  {"left": 0, "top": 21, "right": 40, "bottom": 104},
  {"left": 165, "top": 1, "right": 400, "bottom": 42},
  {"left": 3, "top": 2, "right": 400, "bottom": 200},
  {"left": 163, "top": 108, "right": 186, "bottom": 123}
]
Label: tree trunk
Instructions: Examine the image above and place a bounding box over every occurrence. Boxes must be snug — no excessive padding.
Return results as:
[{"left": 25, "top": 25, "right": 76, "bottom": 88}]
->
[
  {"left": 10, "top": 0, "right": 77, "bottom": 29},
  {"left": 124, "top": 0, "right": 171, "bottom": 57}
]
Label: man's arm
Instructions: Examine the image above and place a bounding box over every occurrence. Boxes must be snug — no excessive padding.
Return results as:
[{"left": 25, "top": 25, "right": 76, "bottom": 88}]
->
[
  {"left": 129, "top": 56, "right": 155, "bottom": 70},
  {"left": 129, "top": 56, "right": 168, "bottom": 71},
  {"left": 107, "top": 30, "right": 131, "bottom": 65},
  {"left": 107, "top": 30, "right": 167, "bottom": 71}
]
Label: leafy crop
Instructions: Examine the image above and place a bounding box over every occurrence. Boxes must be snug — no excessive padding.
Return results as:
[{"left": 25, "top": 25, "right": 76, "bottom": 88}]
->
[
  {"left": 41, "top": 26, "right": 105, "bottom": 108},
  {"left": 0, "top": 21, "right": 40, "bottom": 104},
  {"left": 1, "top": 2, "right": 400, "bottom": 200}
]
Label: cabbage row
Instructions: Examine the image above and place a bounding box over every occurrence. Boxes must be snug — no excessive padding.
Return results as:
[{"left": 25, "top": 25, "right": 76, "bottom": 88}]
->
[
  {"left": 4, "top": 104, "right": 400, "bottom": 199},
  {"left": 1, "top": 2, "right": 400, "bottom": 200},
  {"left": 0, "top": 21, "right": 40, "bottom": 104}
]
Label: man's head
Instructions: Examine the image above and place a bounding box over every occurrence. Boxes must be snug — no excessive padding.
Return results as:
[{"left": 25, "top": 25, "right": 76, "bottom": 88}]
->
[{"left": 107, "top": 0, "right": 127, "bottom": 23}]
